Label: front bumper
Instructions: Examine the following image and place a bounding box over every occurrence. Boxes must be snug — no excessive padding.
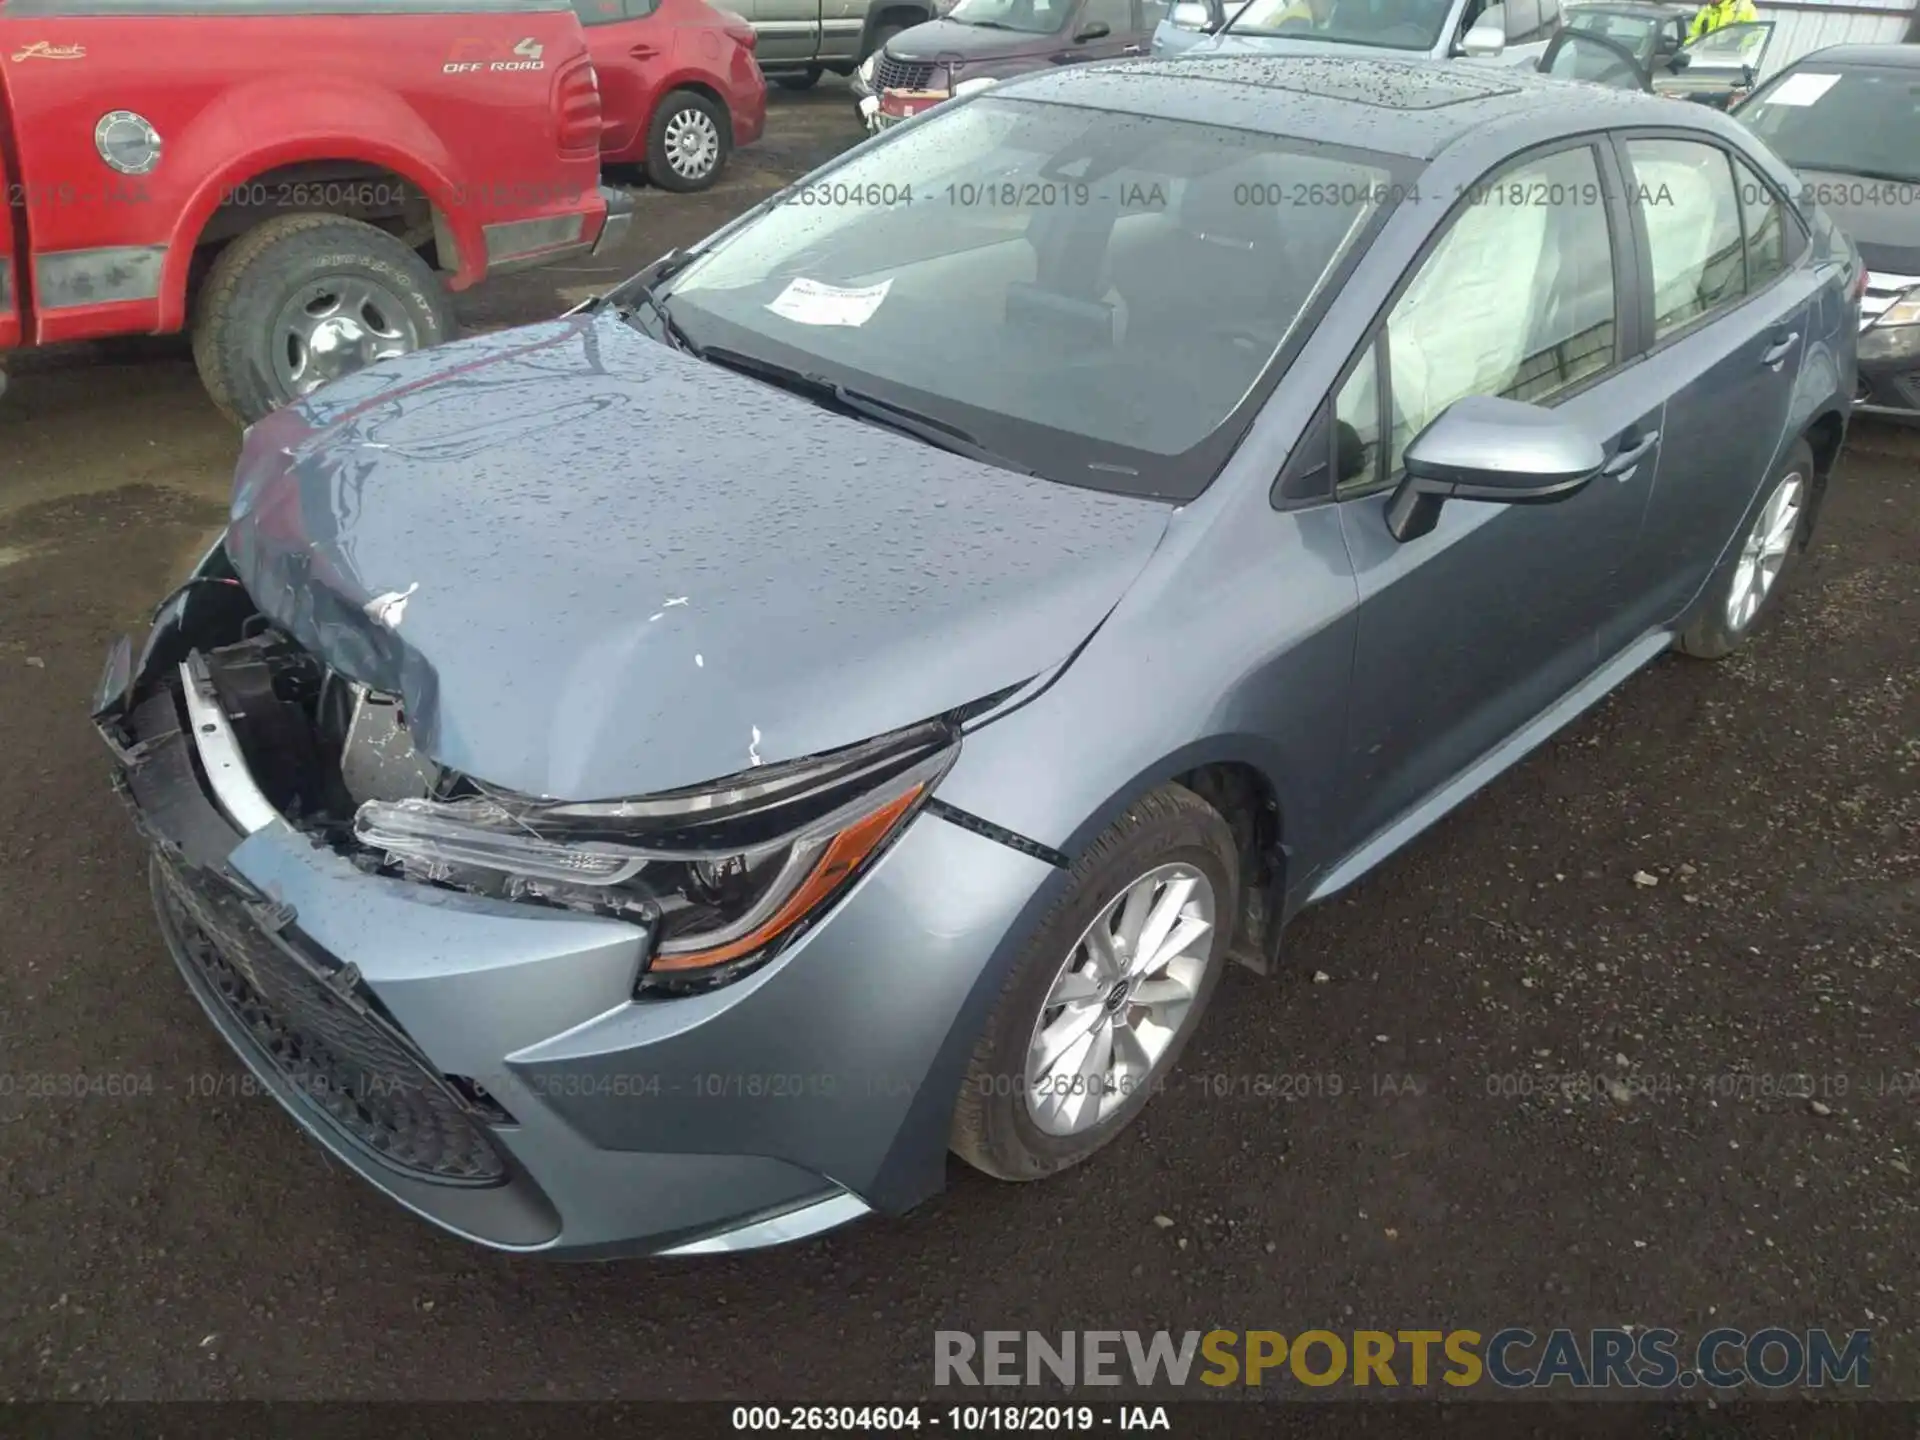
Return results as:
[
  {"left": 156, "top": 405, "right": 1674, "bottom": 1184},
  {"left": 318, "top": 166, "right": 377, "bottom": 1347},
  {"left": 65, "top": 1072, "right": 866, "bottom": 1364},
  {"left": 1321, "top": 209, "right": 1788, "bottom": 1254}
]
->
[
  {"left": 1856, "top": 275, "right": 1920, "bottom": 423},
  {"left": 1855, "top": 356, "right": 1920, "bottom": 423},
  {"left": 95, "top": 621, "right": 1053, "bottom": 1257}
]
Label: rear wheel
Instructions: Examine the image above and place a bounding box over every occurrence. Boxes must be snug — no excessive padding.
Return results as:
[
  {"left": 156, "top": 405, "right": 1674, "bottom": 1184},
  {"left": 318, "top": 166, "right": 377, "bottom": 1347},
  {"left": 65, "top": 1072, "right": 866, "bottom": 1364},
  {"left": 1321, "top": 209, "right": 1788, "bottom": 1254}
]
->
[
  {"left": 646, "top": 89, "right": 731, "bottom": 193},
  {"left": 1675, "top": 438, "right": 1816, "bottom": 659},
  {"left": 191, "top": 213, "right": 452, "bottom": 426},
  {"left": 950, "top": 786, "right": 1239, "bottom": 1181}
]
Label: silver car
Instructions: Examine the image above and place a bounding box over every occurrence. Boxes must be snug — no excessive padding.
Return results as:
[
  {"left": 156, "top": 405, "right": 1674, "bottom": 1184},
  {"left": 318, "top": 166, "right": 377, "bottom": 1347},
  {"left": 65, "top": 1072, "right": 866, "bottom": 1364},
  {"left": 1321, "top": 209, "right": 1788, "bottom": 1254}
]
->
[
  {"left": 1163, "top": 0, "right": 1561, "bottom": 66},
  {"left": 97, "top": 56, "right": 1856, "bottom": 1257}
]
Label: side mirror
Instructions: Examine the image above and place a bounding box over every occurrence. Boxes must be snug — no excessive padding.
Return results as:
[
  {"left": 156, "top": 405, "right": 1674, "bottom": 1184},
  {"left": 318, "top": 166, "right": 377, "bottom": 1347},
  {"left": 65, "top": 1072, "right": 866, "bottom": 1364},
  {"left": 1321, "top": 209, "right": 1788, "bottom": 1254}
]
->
[
  {"left": 1383, "top": 396, "right": 1604, "bottom": 543},
  {"left": 1667, "top": 48, "right": 1689, "bottom": 69},
  {"left": 1075, "top": 19, "right": 1111, "bottom": 39},
  {"left": 1460, "top": 14, "right": 1505, "bottom": 56}
]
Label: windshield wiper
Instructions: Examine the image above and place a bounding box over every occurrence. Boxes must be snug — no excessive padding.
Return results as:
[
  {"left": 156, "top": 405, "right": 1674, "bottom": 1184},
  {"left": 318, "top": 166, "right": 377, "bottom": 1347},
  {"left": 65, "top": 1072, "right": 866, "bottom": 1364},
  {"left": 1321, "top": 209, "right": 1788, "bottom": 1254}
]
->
[
  {"left": 700, "top": 344, "right": 1035, "bottom": 475},
  {"left": 959, "top": 17, "right": 1017, "bottom": 27},
  {"left": 616, "top": 280, "right": 705, "bottom": 357}
]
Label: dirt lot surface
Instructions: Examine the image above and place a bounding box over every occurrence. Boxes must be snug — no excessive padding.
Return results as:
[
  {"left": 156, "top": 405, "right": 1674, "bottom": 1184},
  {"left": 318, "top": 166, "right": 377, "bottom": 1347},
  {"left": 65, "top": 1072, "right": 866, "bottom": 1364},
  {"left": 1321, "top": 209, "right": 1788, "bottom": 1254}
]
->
[{"left": 1, "top": 81, "right": 1916, "bottom": 1403}]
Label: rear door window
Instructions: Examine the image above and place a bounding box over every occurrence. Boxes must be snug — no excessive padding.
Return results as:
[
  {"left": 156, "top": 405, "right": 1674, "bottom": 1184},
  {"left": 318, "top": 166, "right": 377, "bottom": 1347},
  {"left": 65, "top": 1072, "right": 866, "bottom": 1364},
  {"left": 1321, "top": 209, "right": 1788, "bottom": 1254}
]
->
[{"left": 1624, "top": 138, "right": 1744, "bottom": 340}]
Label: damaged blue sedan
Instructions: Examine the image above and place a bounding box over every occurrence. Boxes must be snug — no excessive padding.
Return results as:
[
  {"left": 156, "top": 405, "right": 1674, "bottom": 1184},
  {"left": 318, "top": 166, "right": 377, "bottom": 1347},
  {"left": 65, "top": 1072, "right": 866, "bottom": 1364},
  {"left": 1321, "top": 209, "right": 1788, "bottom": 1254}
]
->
[{"left": 95, "top": 56, "right": 1856, "bottom": 1256}]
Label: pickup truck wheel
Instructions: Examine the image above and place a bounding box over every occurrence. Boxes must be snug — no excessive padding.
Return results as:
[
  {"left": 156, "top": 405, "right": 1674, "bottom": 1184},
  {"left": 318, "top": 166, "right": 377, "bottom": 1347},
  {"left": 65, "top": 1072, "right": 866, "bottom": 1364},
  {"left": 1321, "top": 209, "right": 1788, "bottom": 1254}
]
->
[
  {"left": 192, "top": 212, "right": 453, "bottom": 425},
  {"left": 646, "top": 90, "right": 731, "bottom": 193},
  {"left": 774, "top": 66, "right": 822, "bottom": 91}
]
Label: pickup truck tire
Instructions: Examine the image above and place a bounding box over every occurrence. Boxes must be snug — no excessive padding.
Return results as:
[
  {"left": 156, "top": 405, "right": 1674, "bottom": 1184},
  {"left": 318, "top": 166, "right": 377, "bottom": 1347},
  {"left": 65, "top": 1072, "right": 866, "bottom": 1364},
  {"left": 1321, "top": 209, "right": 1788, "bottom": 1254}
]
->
[
  {"left": 192, "top": 212, "right": 453, "bottom": 426},
  {"left": 645, "top": 90, "right": 731, "bottom": 194},
  {"left": 773, "top": 67, "right": 822, "bottom": 90}
]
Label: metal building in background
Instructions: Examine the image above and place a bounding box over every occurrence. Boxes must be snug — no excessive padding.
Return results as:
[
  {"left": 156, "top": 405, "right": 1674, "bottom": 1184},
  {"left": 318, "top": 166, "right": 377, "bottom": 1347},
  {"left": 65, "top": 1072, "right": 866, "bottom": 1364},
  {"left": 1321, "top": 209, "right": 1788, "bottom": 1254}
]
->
[{"left": 1756, "top": 0, "right": 1918, "bottom": 75}]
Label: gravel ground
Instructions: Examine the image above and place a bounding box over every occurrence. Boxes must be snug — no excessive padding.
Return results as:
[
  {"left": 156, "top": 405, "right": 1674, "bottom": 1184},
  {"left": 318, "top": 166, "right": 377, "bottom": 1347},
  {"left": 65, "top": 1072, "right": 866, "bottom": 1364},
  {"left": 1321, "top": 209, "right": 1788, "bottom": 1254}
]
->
[{"left": 0, "top": 80, "right": 1915, "bottom": 1402}]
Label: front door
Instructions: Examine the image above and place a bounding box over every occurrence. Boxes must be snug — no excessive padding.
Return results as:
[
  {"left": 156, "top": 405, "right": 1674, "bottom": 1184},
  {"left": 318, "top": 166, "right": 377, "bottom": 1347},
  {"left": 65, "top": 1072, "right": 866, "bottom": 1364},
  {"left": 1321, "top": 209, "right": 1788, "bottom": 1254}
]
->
[
  {"left": 1056, "top": 0, "right": 1139, "bottom": 59},
  {"left": 1608, "top": 134, "right": 1818, "bottom": 631},
  {"left": 1329, "top": 139, "right": 1661, "bottom": 857},
  {"left": 1539, "top": 29, "right": 1651, "bottom": 91}
]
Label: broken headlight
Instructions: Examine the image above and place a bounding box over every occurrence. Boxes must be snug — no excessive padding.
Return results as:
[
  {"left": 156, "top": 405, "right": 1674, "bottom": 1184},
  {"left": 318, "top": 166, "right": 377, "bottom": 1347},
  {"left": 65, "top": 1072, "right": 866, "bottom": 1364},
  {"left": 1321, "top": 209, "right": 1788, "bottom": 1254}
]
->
[{"left": 353, "top": 721, "right": 958, "bottom": 991}]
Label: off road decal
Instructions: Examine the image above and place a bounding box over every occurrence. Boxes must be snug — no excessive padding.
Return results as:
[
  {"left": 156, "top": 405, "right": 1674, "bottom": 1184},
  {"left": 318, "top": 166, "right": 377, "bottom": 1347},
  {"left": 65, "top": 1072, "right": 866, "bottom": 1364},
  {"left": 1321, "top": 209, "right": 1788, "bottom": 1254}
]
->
[{"left": 444, "top": 35, "right": 546, "bottom": 72}]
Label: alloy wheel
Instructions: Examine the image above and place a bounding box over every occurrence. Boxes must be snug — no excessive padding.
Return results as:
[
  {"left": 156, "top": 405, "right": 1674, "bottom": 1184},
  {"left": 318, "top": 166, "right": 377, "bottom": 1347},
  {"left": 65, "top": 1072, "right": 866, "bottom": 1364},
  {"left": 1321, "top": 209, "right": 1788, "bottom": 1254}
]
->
[
  {"left": 1725, "top": 470, "right": 1804, "bottom": 633},
  {"left": 1023, "top": 863, "right": 1215, "bottom": 1138}
]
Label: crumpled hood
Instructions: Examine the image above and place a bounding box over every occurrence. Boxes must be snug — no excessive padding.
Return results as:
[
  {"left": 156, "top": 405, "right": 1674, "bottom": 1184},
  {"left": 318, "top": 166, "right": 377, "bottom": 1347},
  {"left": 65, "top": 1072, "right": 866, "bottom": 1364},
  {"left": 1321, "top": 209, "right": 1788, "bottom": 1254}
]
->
[{"left": 224, "top": 314, "right": 1172, "bottom": 802}]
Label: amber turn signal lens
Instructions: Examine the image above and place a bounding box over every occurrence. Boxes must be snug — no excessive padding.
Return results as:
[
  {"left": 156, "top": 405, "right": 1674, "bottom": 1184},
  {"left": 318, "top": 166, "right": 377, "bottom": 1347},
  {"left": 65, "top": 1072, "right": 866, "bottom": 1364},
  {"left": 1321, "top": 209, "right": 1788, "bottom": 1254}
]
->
[{"left": 647, "top": 783, "right": 925, "bottom": 972}]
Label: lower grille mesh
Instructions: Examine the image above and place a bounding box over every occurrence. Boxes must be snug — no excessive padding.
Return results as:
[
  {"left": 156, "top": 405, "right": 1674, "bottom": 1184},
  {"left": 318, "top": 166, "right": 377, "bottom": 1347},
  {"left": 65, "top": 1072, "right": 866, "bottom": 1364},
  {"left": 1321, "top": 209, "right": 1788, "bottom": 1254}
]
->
[{"left": 153, "top": 856, "right": 507, "bottom": 1185}]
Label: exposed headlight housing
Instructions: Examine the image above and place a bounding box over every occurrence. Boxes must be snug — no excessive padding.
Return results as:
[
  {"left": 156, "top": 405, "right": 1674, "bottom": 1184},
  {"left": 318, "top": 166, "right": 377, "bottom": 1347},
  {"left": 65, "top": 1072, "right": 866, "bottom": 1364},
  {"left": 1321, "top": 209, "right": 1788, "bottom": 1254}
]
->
[
  {"left": 859, "top": 52, "right": 877, "bottom": 82},
  {"left": 1871, "top": 288, "right": 1920, "bottom": 329},
  {"left": 953, "top": 77, "right": 999, "bottom": 97},
  {"left": 354, "top": 721, "right": 959, "bottom": 992},
  {"left": 1861, "top": 286, "right": 1920, "bottom": 363}
]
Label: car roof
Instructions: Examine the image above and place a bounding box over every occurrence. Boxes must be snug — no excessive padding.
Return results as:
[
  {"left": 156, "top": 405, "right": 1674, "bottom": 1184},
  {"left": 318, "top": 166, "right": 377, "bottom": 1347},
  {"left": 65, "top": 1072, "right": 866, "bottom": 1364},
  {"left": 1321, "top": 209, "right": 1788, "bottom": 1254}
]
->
[
  {"left": 1787, "top": 43, "right": 1920, "bottom": 70},
  {"left": 998, "top": 53, "right": 1715, "bottom": 160}
]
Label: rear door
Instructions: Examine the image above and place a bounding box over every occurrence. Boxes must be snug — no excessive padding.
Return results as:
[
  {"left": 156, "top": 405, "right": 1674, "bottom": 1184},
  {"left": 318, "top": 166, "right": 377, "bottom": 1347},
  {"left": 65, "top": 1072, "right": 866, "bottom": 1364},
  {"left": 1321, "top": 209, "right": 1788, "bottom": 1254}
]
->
[{"left": 1608, "top": 132, "right": 1820, "bottom": 631}]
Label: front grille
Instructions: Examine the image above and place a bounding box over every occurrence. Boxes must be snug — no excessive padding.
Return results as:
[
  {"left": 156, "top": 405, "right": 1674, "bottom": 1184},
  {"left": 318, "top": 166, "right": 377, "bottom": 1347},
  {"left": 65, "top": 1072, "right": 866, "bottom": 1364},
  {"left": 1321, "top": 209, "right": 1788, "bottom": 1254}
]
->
[
  {"left": 153, "top": 856, "right": 507, "bottom": 1185},
  {"left": 876, "top": 54, "right": 938, "bottom": 91}
]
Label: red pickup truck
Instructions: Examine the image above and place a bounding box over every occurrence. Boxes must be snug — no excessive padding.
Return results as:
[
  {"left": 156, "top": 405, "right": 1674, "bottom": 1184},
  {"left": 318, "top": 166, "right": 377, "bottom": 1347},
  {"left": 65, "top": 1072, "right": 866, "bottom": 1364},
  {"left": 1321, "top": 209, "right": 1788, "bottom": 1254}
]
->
[{"left": 0, "top": 0, "right": 631, "bottom": 422}]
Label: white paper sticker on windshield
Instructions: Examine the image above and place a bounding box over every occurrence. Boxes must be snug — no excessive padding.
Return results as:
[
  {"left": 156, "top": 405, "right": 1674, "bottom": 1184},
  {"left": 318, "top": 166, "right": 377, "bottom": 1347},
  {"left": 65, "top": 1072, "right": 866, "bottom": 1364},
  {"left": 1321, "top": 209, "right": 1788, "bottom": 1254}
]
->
[
  {"left": 1761, "top": 71, "right": 1840, "bottom": 107},
  {"left": 766, "top": 278, "right": 892, "bottom": 327}
]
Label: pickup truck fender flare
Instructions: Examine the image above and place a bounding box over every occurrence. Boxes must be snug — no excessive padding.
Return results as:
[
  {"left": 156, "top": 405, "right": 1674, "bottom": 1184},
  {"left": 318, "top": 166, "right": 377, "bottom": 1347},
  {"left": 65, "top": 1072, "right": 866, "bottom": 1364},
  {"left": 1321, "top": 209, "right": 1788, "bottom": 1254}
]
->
[{"left": 159, "top": 77, "right": 471, "bottom": 333}]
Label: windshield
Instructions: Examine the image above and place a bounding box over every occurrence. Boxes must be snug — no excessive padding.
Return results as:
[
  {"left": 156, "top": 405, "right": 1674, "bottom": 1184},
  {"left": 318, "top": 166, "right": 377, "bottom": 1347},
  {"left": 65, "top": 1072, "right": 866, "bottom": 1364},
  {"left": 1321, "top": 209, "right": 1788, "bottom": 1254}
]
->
[
  {"left": 946, "top": 0, "right": 1074, "bottom": 32},
  {"left": 1563, "top": 8, "right": 1659, "bottom": 63},
  {"left": 1739, "top": 65, "right": 1920, "bottom": 183},
  {"left": 658, "top": 97, "right": 1400, "bottom": 500},
  {"left": 1230, "top": 0, "right": 1452, "bottom": 51}
]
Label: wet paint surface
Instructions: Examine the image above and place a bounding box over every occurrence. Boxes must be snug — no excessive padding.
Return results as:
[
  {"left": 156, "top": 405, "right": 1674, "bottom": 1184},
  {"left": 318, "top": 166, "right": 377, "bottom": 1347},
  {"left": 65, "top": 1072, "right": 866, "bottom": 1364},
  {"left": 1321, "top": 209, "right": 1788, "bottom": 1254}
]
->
[{"left": 224, "top": 312, "right": 1172, "bottom": 801}]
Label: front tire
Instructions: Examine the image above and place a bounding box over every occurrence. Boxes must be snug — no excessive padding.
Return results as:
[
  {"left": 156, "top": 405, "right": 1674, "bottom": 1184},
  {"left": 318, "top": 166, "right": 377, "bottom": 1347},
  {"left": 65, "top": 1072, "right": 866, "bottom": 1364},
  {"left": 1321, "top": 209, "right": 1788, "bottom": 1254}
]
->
[
  {"left": 1676, "top": 437, "right": 1816, "bottom": 660},
  {"left": 951, "top": 785, "right": 1239, "bottom": 1182},
  {"left": 190, "top": 213, "right": 452, "bottom": 426},
  {"left": 646, "top": 90, "right": 731, "bottom": 193}
]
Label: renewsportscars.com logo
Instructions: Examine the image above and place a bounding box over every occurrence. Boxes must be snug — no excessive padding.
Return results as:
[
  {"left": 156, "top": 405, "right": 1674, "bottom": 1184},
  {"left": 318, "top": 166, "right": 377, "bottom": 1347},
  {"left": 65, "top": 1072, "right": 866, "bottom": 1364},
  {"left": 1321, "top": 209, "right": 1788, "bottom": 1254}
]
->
[{"left": 934, "top": 1328, "right": 1872, "bottom": 1391}]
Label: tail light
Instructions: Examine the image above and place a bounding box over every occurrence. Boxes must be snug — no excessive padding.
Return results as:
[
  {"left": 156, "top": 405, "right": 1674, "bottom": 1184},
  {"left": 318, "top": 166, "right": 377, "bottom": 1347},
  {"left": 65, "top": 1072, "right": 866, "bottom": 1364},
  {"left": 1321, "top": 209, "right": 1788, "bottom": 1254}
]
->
[{"left": 555, "top": 56, "right": 602, "bottom": 158}]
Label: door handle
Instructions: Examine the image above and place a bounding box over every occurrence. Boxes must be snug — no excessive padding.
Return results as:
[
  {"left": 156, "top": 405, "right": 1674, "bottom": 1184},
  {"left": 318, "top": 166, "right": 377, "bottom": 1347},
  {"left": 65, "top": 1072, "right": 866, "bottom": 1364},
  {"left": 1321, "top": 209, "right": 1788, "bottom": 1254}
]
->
[
  {"left": 629, "top": 41, "right": 660, "bottom": 58},
  {"left": 1602, "top": 429, "right": 1660, "bottom": 480},
  {"left": 1760, "top": 332, "right": 1799, "bottom": 370}
]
